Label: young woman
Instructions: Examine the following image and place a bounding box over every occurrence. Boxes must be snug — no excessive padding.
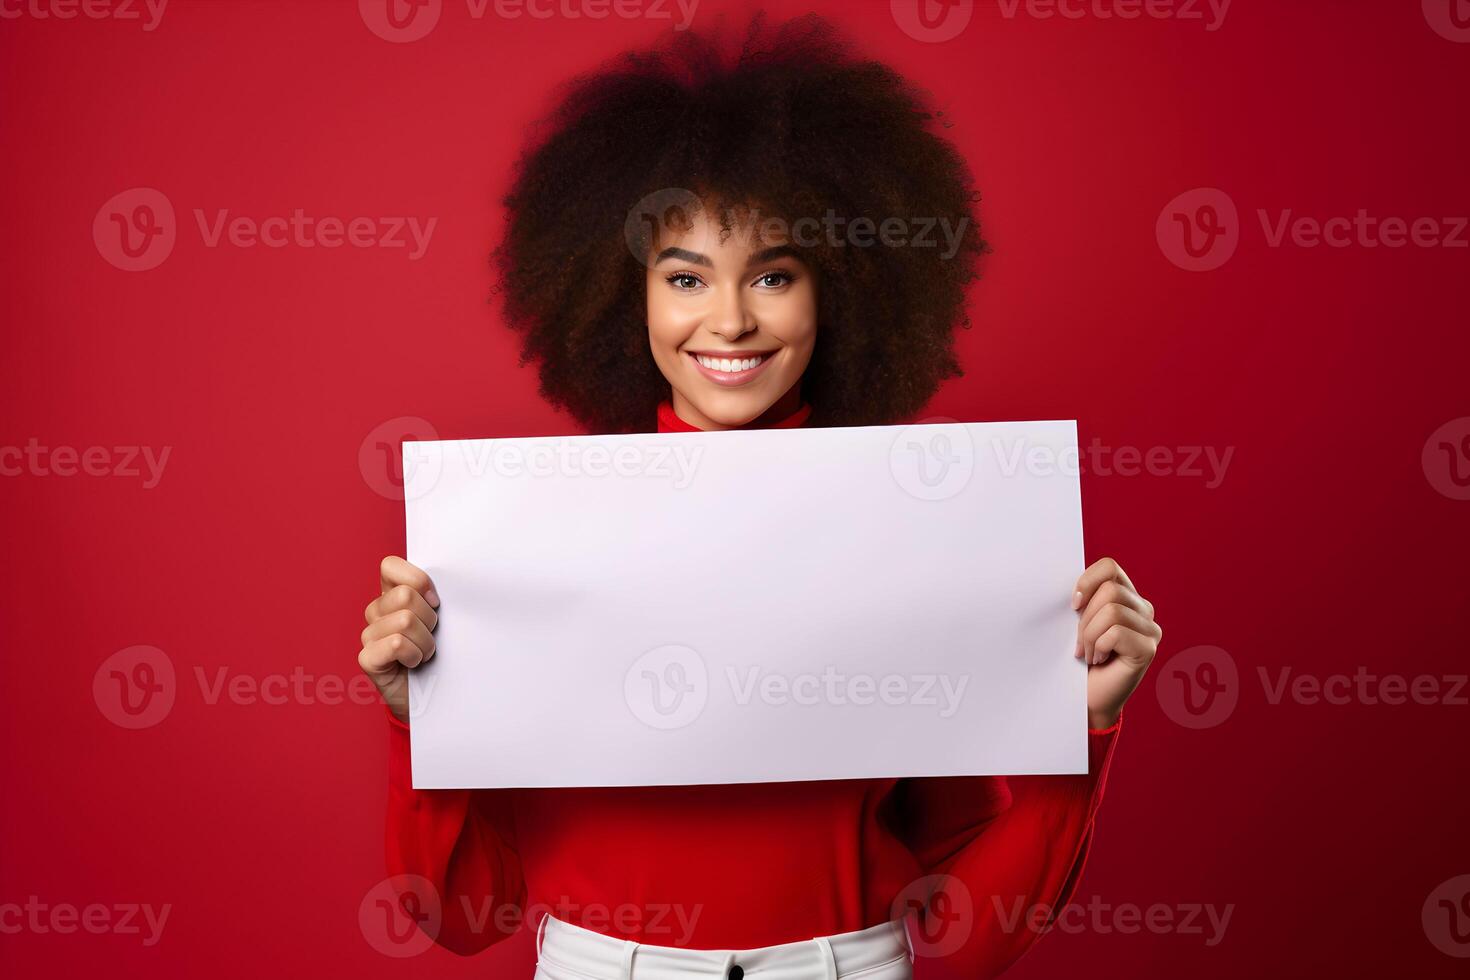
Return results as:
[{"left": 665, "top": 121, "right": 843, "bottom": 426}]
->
[{"left": 357, "top": 17, "right": 1160, "bottom": 980}]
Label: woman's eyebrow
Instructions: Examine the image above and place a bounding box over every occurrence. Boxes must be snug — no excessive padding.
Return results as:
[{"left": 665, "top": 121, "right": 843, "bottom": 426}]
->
[
  {"left": 745, "top": 245, "right": 800, "bottom": 267},
  {"left": 653, "top": 246, "right": 712, "bottom": 266}
]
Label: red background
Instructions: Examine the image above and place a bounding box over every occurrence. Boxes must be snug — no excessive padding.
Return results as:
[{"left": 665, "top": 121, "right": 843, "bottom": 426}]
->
[{"left": 3, "top": 1, "right": 1468, "bottom": 977}]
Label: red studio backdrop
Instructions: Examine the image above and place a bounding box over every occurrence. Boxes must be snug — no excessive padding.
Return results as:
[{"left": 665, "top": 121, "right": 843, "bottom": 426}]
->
[{"left": 2, "top": 1, "right": 1468, "bottom": 977}]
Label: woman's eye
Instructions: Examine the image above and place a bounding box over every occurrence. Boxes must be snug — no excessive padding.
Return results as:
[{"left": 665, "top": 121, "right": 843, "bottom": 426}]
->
[
  {"left": 667, "top": 273, "right": 703, "bottom": 290},
  {"left": 753, "top": 271, "right": 793, "bottom": 289}
]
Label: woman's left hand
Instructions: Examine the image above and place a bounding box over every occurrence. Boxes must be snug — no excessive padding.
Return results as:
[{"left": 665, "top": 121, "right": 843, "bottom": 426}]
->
[{"left": 1073, "top": 557, "right": 1161, "bottom": 730}]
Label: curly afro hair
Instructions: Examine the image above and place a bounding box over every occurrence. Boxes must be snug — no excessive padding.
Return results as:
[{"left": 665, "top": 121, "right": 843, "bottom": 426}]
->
[{"left": 494, "top": 14, "right": 984, "bottom": 433}]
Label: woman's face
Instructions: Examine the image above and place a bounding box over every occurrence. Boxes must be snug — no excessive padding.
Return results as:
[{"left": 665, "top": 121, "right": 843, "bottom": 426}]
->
[{"left": 646, "top": 205, "right": 817, "bottom": 430}]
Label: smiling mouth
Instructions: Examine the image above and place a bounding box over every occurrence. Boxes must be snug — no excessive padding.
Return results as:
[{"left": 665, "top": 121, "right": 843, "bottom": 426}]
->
[{"left": 687, "top": 350, "right": 777, "bottom": 386}]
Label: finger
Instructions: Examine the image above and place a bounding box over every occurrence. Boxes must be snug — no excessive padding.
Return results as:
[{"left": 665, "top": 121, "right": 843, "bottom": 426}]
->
[
  {"left": 358, "top": 632, "right": 427, "bottom": 675},
  {"left": 366, "top": 583, "right": 439, "bottom": 630},
  {"left": 380, "top": 556, "right": 439, "bottom": 608},
  {"left": 1080, "top": 603, "right": 1160, "bottom": 664},
  {"left": 1093, "top": 622, "right": 1160, "bottom": 667},
  {"left": 1079, "top": 579, "right": 1153, "bottom": 631},
  {"left": 360, "top": 608, "right": 437, "bottom": 661},
  {"left": 1072, "top": 557, "right": 1135, "bottom": 610}
]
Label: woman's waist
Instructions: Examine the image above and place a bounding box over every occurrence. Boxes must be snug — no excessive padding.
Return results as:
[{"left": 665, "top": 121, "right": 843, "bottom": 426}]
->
[
  {"left": 534, "top": 910, "right": 913, "bottom": 980},
  {"left": 517, "top": 858, "right": 924, "bottom": 951}
]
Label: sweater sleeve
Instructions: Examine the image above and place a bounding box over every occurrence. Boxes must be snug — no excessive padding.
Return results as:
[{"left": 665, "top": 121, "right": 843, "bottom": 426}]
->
[
  {"left": 892, "top": 720, "right": 1121, "bottom": 979},
  {"left": 384, "top": 711, "right": 527, "bottom": 955}
]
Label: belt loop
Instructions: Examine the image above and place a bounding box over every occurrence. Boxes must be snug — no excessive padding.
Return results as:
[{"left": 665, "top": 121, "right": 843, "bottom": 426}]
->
[
  {"left": 901, "top": 913, "right": 917, "bottom": 964},
  {"left": 815, "top": 936, "right": 838, "bottom": 980},
  {"left": 535, "top": 911, "right": 551, "bottom": 959},
  {"left": 620, "top": 938, "right": 639, "bottom": 980}
]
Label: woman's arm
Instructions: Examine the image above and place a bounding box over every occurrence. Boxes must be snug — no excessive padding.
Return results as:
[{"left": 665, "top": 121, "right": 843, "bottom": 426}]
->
[
  {"left": 384, "top": 713, "right": 526, "bottom": 955},
  {"left": 893, "top": 558, "right": 1156, "bottom": 978},
  {"left": 364, "top": 557, "right": 526, "bottom": 955},
  {"left": 892, "top": 721, "right": 1120, "bottom": 978}
]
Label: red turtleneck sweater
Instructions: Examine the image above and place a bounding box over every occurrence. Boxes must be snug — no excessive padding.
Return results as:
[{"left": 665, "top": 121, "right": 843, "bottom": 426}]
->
[{"left": 385, "top": 402, "right": 1120, "bottom": 978}]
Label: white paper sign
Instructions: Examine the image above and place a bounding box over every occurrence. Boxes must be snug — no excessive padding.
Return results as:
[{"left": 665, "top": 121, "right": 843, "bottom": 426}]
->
[{"left": 405, "top": 420, "right": 1086, "bottom": 788}]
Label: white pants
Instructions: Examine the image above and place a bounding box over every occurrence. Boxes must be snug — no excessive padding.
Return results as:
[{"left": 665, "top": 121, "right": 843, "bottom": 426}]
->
[{"left": 532, "top": 914, "right": 914, "bottom": 980}]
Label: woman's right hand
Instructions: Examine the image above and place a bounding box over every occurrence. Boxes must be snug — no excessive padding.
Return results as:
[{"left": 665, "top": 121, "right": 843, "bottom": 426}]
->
[{"left": 359, "top": 556, "right": 440, "bottom": 724}]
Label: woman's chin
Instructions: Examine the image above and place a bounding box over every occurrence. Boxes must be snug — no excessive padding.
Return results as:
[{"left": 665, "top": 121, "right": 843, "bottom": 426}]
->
[{"left": 683, "top": 391, "right": 778, "bottom": 430}]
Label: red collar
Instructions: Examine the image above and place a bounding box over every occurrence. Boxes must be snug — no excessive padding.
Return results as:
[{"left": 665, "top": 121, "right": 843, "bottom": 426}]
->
[{"left": 656, "top": 401, "right": 812, "bottom": 433}]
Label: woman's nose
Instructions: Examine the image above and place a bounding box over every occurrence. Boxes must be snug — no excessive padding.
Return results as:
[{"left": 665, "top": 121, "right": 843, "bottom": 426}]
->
[{"left": 708, "top": 289, "right": 755, "bottom": 342}]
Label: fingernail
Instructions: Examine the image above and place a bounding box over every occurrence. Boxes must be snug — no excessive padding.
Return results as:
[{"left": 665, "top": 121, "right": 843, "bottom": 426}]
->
[
  {"left": 425, "top": 588, "right": 440, "bottom": 608},
  {"left": 1072, "top": 591, "right": 1084, "bottom": 610},
  {"left": 1074, "top": 643, "right": 1084, "bottom": 659}
]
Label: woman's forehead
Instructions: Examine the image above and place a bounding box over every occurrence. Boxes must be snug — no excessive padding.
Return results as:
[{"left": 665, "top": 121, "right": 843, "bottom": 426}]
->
[{"left": 652, "top": 202, "right": 793, "bottom": 256}]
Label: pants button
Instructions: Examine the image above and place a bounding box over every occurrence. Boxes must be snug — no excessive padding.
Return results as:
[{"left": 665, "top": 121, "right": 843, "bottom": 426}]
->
[{"left": 727, "top": 966, "right": 744, "bottom": 980}]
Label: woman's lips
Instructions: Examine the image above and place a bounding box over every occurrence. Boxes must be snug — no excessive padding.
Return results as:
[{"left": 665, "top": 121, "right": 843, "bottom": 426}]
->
[{"left": 687, "top": 350, "right": 777, "bottom": 387}]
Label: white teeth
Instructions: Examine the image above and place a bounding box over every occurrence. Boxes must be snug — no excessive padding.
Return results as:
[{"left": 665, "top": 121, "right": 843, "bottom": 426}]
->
[{"left": 696, "top": 354, "right": 763, "bottom": 372}]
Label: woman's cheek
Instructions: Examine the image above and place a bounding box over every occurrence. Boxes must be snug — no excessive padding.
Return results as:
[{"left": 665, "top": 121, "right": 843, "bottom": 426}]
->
[
  {"left": 646, "top": 289, "right": 699, "bottom": 367},
  {"left": 756, "top": 289, "right": 819, "bottom": 373}
]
